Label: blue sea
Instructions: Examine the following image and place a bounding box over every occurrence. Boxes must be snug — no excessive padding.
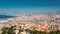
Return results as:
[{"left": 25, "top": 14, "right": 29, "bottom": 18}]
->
[
  {"left": 0, "top": 7, "right": 60, "bottom": 20},
  {"left": 0, "top": 15, "right": 17, "bottom": 20}
]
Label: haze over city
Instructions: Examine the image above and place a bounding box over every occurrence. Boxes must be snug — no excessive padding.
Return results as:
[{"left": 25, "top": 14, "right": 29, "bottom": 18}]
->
[
  {"left": 0, "top": 0, "right": 60, "bottom": 16},
  {"left": 0, "top": 0, "right": 60, "bottom": 34}
]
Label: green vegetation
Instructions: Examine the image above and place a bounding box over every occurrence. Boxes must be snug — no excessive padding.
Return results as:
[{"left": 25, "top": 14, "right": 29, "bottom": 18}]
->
[
  {"left": 29, "top": 30, "right": 47, "bottom": 34},
  {"left": 1, "top": 27, "right": 60, "bottom": 34},
  {"left": 29, "top": 30, "right": 60, "bottom": 34},
  {"left": 2, "top": 26, "right": 15, "bottom": 34}
]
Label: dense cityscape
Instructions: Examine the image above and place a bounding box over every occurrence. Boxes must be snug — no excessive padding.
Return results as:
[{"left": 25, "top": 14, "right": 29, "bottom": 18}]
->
[
  {"left": 0, "top": 0, "right": 60, "bottom": 34},
  {"left": 0, "top": 14, "right": 60, "bottom": 34}
]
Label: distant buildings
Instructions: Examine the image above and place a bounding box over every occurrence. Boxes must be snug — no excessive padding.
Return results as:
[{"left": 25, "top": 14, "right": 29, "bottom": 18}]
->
[{"left": 0, "top": 14, "right": 60, "bottom": 33}]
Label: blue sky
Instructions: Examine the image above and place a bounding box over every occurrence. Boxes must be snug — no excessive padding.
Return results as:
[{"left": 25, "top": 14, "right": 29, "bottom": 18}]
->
[
  {"left": 0, "top": 0, "right": 60, "bottom": 7},
  {"left": 0, "top": 0, "right": 60, "bottom": 16}
]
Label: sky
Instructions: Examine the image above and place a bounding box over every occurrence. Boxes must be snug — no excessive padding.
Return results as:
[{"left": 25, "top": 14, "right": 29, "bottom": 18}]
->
[{"left": 0, "top": 0, "right": 60, "bottom": 16}]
